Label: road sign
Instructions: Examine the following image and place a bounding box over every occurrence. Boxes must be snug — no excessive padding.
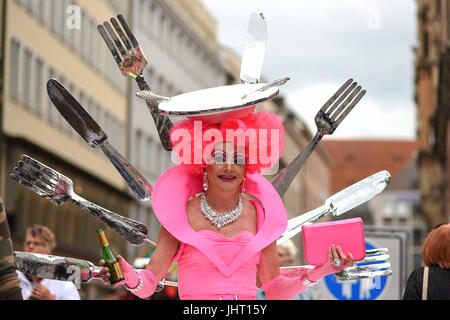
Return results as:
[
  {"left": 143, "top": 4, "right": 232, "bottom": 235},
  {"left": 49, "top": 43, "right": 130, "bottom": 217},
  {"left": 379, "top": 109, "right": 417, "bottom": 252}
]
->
[
  {"left": 322, "top": 240, "right": 388, "bottom": 300},
  {"left": 312, "top": 227, "right": 408, "bottom": 300}
]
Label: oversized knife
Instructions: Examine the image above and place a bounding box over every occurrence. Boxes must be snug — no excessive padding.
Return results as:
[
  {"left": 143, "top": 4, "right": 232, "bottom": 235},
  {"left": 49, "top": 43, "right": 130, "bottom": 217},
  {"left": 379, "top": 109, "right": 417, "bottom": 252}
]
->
[
  {"left": 240, "top": 11, "right": 267, "bottom": 84},
  {"left": 14, "top": 251, "right": 177, "bottom": 291},
  {"left": 47, "top": 79, "right": 153, "bottom": 201},
  {"left": 277, "top": 170, "right": 391, "bottom": 245}
]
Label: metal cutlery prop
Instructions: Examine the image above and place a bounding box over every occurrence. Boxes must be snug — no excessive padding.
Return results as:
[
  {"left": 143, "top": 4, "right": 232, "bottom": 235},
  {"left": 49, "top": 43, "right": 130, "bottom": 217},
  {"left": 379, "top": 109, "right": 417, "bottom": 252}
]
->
[
  {"left": 47, "top": 79, "right": 153, "bottom": 202},
  {"left": 14, "top": 249, "right": 390, "bottom": 288},
  {"left": 277, "top": 170, "right": 391, "bottom": 245},
  {"left": 279, "top": 248, "right": 392, "bottom": 281},
  {"left": 97, "top": 14, "right": 174, "bottom": 151},
  {"left": 13, "top": 251, "right": 170, "bottom": 291},
  {"left": 10, "top": 155, "right": 155, "bottom": 246},
  {"left": 272, "top": 78, "right": 366, "bottom": 197},
  {"left": 240, "top": 11, "right": 267, "bottom": 84}
]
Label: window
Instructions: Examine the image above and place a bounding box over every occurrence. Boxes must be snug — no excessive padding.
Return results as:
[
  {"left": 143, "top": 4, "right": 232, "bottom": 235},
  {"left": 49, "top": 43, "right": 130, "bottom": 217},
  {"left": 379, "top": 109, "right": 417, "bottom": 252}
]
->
[
  {"left": 80, "top": 9, "right": 86, "bottom": 57},
  {"left": 91, "top": 18, "right": 98, "bottom": 68},
  {"left": 448, "top": 0, "right": 450, "bottom": 41},
  {"left": 9, "top": 39, "right": 20, "bottom": 99},
  {"left": 23, "top": 49, "right": 32, "bottom": 108},
  {"left": 145, "top": 136, "right": 153, "bottom": 173},
  {"left": 88, "top": 17, "right": 95, "bottom": 62},
  {"left": 50, "top": 0, "right": 57, "bottom": 32},
  {"left": 35, "top": 58, "right": 44, "bottom": 114},
  {"left": 160, "top": 14, "right": 165, "bottom": 44},
  {"left": 37, "top": 0, "right": 46, "bottom": 22},
  {"left": 60, "top": 0, "right": 67, "bottom": 38},
  {"left": 149, "top": 138, "right": 158, "bottom": 175},
  {"left": 135, "top": 129, "right": 142, "bottom": 168},
  {"left": 138, "top": 0, "right": 145, "bottom": 26}
]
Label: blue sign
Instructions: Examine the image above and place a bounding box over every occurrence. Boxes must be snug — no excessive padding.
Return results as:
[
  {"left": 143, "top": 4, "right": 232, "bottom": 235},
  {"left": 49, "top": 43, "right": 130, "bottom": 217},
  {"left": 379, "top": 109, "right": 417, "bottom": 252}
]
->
[{"left": 323, "top": 241, "right": 388, "bottom": 300}]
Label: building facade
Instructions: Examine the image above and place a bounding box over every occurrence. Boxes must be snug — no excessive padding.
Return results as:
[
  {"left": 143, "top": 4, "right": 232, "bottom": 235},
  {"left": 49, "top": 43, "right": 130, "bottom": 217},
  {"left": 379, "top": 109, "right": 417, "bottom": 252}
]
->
[
  {"left": 1, "top": 0, "right": 134, "bottom": 298},
  {"left": 415, "top": 0, "right": 450, "bottom": 228}
]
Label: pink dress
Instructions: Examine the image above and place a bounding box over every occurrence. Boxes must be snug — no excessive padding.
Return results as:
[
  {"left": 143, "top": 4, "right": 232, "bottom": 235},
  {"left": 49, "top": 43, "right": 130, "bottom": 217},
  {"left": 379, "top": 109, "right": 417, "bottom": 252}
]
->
[
  {"left": 152, "top": 165, "right": 287, "bottom": 300},
  {"left": 176, "top": 230, "right": 260, "bottom": 299}
]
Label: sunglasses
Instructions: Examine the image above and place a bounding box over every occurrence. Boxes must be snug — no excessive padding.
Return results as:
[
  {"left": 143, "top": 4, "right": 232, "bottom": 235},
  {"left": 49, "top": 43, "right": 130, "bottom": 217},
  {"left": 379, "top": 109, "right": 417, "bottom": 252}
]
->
[
  {"left": 210, "top": 150, "right": 246, "bottom": 165},
  {"left": 23, "top": 241, "right": 46, "bottom": 247}
]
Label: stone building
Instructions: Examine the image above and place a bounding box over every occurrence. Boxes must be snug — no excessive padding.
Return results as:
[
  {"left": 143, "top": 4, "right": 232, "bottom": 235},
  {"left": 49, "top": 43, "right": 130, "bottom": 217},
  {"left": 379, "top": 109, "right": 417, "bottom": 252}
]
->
[
  {"left": 415, "top": 0, "right": 450, "bottom": 228},
  {"left": 1, "top": 0, "right": 133, "bottom": 299}
]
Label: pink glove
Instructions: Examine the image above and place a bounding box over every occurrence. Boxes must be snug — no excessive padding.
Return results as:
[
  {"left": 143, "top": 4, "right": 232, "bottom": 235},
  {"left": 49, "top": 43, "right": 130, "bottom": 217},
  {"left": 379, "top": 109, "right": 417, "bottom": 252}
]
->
[
  {"left": 262, "top": 262, "right": 347, "bottom": 300},
  {"left": 116, "top": 257, "right": 158, "bottom": 299},
  {"left": 261, "top": 271, "right": 312, "bottom": 300},
  {"left": 306, "top": 260, "right": 346, "bottom": 282}
]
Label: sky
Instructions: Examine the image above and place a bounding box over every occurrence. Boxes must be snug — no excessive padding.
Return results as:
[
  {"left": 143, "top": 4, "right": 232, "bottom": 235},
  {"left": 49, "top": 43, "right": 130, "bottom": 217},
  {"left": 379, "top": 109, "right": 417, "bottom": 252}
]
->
[{"left": 199, "top": 0, "right": 418, "bottom": 140}]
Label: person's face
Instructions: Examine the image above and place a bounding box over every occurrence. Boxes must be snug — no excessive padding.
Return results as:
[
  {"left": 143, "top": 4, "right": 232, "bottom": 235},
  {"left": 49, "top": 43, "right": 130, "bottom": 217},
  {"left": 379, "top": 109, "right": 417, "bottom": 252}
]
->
[
  {"left": 205, "top": 142, "right": 247, "bottom": 193},
  {"left": 277, "top": 246, "right": 293, "bottom": 267},
  {"left": 24, "top": 233, "right": 51, "bottom": 254}
]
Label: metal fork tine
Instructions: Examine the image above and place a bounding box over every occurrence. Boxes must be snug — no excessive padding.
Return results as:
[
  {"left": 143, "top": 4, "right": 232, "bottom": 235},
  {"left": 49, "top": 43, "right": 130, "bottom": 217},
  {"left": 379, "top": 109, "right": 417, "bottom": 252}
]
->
[
  {"left": 319, "top": 79, "right": 353, "bottom": 113},
  {"left": 15, "top": 163, "right": 58, "bottom": 190},
  {"left": 333, "top": 90, "right": 366, "bottom": 127},
  {"left": 347, "top": 262, "right": 391, "bottom": 272},
  {"left": 18, "top": 159, "right": 59, "bottom": 188},
  {"left": 325, "top": 81, "right": 357, "bottom": 116},
  {"left": 103, "top": 21, "right": 127, "bottom": 57},
  {"left": 10, "top": 173, "right": 50, "bottom": 198},
  {"left": 110, "top": 17, "right": 133, "bottom": 52},
  {"left": 117, "top": 14, "right": 139, "bottom": 49},
  {"left": 97, "top": 24, "right": 122, "bottom": 65},
  {"left": 330, "top": 85, "right": 362, "bottom": 120},
  {"left": 21, "top": 155, "right": 60, "bottom": 182},
  {"left": 12, "top": 167, "right": 55, "bottom": 195}
]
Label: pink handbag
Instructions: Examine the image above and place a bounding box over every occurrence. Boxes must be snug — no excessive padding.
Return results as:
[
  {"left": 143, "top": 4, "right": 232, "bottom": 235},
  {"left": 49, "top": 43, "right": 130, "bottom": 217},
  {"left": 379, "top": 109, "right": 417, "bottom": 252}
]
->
[{"left": 302, "top": 217, "right": 366, "bottom": 266}]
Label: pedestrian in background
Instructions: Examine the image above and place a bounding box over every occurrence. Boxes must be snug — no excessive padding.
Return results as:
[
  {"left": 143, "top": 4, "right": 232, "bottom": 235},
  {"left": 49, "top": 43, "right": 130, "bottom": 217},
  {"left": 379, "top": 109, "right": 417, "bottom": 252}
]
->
[
  {"left": 0, "top": 197, "right": 23, "bottom": 300},
  {"left": 17, "top": 225, "right": 80, "bottom": 300},
  {"left": 403, "top": 223, "right": 450, "bottom": 300}
]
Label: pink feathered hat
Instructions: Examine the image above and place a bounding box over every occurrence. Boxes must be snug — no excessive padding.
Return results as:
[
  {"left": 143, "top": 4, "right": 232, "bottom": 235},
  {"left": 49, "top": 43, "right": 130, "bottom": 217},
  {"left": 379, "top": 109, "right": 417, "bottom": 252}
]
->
[{"left": 170, "top": 110, "right": 285, "bottom": 175}]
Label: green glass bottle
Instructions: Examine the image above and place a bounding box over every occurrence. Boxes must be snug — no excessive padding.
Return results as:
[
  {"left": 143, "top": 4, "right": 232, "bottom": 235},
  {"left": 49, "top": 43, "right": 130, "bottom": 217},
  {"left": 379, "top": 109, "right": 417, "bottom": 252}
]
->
[{"left": 97, "top": 228, "right": 124, "bottom": 285}]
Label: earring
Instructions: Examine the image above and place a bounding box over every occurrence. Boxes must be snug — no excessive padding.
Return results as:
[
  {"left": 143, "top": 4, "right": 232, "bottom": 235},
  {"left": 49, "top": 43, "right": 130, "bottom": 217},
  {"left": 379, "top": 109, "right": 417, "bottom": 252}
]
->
[
  {"left": 203, "top": 171, "right": 208, "bottom": 191},
  {"left": 241, "top": 177, "right": 245, "bottom": 194}
]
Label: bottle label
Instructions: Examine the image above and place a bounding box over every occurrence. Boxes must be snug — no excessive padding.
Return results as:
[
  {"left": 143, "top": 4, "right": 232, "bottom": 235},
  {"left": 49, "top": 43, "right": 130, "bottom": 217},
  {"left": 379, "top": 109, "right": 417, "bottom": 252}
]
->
[{"left": 109, "top": 261, "right": 124, "bottom": 283}]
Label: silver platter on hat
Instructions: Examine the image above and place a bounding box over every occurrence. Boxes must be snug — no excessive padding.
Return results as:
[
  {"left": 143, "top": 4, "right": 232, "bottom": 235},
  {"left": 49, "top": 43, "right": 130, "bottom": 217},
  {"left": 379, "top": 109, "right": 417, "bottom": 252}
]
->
[{"left": 157, "top": 78, "right": 288, "bottom": 123}]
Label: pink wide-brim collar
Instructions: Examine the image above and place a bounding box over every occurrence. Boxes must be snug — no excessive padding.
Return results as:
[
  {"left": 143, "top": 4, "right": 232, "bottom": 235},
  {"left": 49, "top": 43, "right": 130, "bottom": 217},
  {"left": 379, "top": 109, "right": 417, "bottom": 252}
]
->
[{"left": 152, "top": 165, "right": 287, "bottom": 277}]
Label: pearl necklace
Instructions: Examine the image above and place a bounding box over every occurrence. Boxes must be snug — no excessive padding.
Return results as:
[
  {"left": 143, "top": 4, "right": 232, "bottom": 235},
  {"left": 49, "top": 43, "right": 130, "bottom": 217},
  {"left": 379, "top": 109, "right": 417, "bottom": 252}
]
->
[{"left": 200, "top": 193, "right": 243, "bottom": 229}]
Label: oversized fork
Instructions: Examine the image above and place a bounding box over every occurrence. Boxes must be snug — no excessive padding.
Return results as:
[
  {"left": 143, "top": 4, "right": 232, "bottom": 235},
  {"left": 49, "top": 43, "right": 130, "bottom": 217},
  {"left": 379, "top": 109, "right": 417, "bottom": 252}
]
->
[
  {"left": 97, "top": 14, "right": 173, "bottom": 151},
  {"left": 10, "top": 155, "right": 155, "bottom": 246},
  {"left": 334, "top": 248, "right": 393, "bottom": 280},
  {"left": 279, "top": 248, "right": 392, "bottom": 282},
  {"left": 272, "top": 79, "right": 366, "bottom": 198}
]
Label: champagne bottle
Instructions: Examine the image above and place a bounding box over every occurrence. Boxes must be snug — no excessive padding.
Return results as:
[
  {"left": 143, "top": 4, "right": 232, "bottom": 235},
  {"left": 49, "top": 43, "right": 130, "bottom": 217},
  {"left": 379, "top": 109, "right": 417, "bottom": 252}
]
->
[{"left": 97, "top": 228, "right": 124, "bottom": 284}]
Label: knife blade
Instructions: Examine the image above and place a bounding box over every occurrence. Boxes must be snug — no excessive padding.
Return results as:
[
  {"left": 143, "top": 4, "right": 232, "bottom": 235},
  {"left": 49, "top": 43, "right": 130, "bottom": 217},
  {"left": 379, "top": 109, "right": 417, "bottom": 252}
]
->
[
  {"left": 46, "top": 79, "right": 153, "bottom": 201},
  {"left": 240, "top": 11, "right": 267, "bottom": 84}
]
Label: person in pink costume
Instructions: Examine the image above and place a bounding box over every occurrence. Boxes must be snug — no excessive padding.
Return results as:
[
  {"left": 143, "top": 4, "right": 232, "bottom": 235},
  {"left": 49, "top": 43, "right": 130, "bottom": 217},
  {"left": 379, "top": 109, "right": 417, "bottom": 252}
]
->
[{"left": 99, "top": 110, "right": 354, "bottom": 300}]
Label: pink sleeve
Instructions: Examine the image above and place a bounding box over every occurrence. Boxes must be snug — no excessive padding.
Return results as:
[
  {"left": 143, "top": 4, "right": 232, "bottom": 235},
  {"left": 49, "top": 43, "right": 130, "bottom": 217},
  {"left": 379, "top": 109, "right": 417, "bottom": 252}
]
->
[{"left": 262, "top": 262, "right": 346, "bottom": 300}]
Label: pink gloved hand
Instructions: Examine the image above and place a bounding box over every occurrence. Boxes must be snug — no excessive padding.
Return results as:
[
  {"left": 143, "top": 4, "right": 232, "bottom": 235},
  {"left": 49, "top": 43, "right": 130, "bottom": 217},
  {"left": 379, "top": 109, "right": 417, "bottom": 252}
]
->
[
  {"left": 307, "top": 245, "right": 354, "bottom": 282},
  {"left": 262, "top": 267, "right": 313, "bottom": 300},
  {"left": 100, "top": 255, "right": 158, "bottom": 299},
  {"left": 262, "top": 245, "right": 354, "bottom": 300}
]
